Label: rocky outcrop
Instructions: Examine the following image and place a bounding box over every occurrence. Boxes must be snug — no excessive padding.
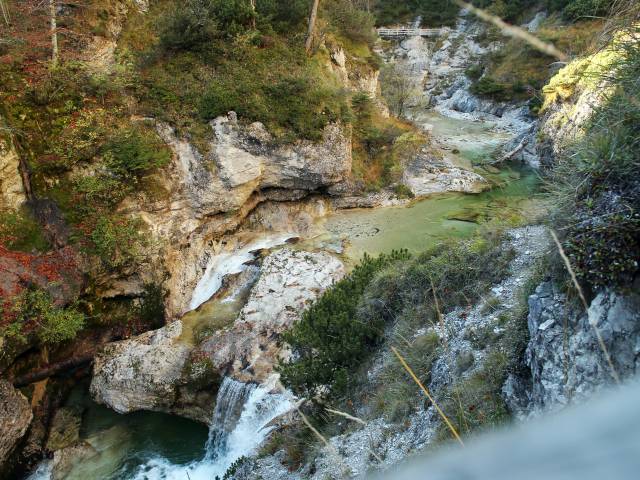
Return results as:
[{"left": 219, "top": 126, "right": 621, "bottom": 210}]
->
[
  {"left": 402, "top": 151, "right": 487, "bottom": 195},
  {"left": 199, "top": 248, "right": 345, "bottom": 383},
  {"left": 91, "top": 248, "right": 344, "bottom": 421},
  {"left": 90, "top": 321, "right": 215, "bottom": 424},
  {"left": 506, "top": 283, "right": 640, "bottom": 415},
  {"left": 328, "top": 46, "right": 386, "bottom": 113},
  {"left": 537, "top": 58, "right": 611, "bottom": 167},
  {"left": 0, "top": 133, "right": 26, "bottom": 211},
  {"left": 151, "top": 113, "right": 351, "bottom": 225},
  {"left": 0, "top": 380, "right": 33, "bottom": 473},
  {"left": 244, "top": 227, "right": 551, "bottom": 479},
  {"left": 120, "top": 114, "right": 352, "bottom": 317}
]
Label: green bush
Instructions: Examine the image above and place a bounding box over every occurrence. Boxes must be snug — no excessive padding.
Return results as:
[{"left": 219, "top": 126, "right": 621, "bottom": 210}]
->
[
  {"left": 0, "top": 208, "right": 50, "bottom": 252},
  {"left": 73, "top": 175, "right": 130, "bottom": 213},
  {"left": 471, "top": 0, "right": 527, "bottom": 22},
  {"left": 255, "top": 0, "right": 310, "bottom": 32},
  {"left": 465, "top": 64, "right": 484, "bottom": 80},
  {"left": 136, "top": 282, "right": 167, "bottom": 327},
  {"left": 89, "top": 216, "right": 146, "bottom": 270},
  {"left": 278, "top": 250, "right": 411, "bottom": 401},
  {"left": 324, "top": 0, "right": 377, "bottom": 46},
  {"left": 280, "top": 233, "right": 516, "bottom": 403},
  {"left": 546, "top": 0, "right": 614, "bottom": 20},
  {"left": 7, "top": 289, "right": 84, "bottom": 345},
  {"left": 158, "top": 0, "right": 257, "bottom": 51},
  {"left": 471, "top": 77, "right": 510, "bottom": 100},
  {"left": 103, "top": 127, "right": 171, "bottom": 177},
  {"left": 198, "top": 48, "right": 351, "bottom": 141},
  {"left": 374, "top": 0, "right": 459, "bottom": 27}
]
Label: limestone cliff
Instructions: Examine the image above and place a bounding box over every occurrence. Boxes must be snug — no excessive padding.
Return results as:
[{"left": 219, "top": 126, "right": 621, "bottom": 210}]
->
[
  {"left": 0, "top": 132, "right": 26, "bottom": 211},
  {"left": 90, "top": 248, "right": 345, "bottom": 422}
]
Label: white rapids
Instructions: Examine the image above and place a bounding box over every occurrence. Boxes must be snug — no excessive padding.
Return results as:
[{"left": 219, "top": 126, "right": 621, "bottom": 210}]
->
[{"left": 131, "top": 377, "right": 294, "bottom": 480}]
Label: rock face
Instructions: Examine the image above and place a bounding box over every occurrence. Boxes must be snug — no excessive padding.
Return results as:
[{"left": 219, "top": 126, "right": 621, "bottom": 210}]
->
[
  {"left": 153, "top": 114, "right": 351, "bottom": 224},
  {"left": 387, "top": 12, "right": 540, "bottom": 168},
  {"left": 133, "top": 115, "right": 352, "bottom": 318},
  {"left": 537, "top": 65, "right": 609, "bottom": 168},
  {"left": 90, "top": 321, "right": 215, "bottom": 424},
  {"left": 91, "top": 248, "right": 344, "bottom": 421},
  {"left": 517, "top": 283, "right": 640, "bottom": 413},
  {"left": 200, "top": 248, "right": 345, "bottom": 383},
  {"left": 0, "top": 133, "right": 26, "bottom": 210},
  {"left": 0, "top": 380, "right": 33, "bottom": 472}
]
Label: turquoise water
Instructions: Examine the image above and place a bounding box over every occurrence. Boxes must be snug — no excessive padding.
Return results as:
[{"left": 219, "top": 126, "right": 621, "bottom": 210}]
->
[
  {"left": 51, "top": 385, "right": 208, "bottom": 479},
  {"left": 324, "top": 164, "right": 542, "bottom": 261}
]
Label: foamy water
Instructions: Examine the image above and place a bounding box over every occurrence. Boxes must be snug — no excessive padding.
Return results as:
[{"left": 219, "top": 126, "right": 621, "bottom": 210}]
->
[
  {"left": 130, "top": 377, "right": 294, "bottom": 480},
  {"left": 188, "top": 234, "right": 294, "bottom": 311}
]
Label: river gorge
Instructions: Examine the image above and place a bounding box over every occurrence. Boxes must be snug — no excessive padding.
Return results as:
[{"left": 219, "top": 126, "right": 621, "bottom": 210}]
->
[{"left": 2, "top": 2, "right": 639, "bottom": 480}]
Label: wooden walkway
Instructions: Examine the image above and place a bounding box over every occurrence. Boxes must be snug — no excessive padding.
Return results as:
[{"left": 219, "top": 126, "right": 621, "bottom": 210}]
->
[{"left": 377, "top": 27, "right": 448, "bottom": 39}]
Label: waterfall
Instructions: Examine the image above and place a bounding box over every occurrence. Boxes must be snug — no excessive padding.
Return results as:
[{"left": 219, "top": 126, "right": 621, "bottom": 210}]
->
[
  {"left": 131, "top": 377, "right": 294, "bottom": 480},
  {"left": 189, "top": 234, "right": 294, "bottom": 311}
]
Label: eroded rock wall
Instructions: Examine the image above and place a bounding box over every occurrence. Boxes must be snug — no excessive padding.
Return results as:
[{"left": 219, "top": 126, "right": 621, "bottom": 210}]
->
[{"left": 0, "top": 133, "right": 26, "bottom": 211}]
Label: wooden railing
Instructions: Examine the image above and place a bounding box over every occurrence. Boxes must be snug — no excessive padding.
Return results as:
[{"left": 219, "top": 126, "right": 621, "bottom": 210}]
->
[{"left": 377, "top": 27, "right": 448, "bottom": 39}]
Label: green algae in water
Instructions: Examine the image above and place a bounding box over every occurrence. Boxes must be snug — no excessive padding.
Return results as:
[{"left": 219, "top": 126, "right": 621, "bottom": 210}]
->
[{"left": 324, "top": 165, "right": 541, "bottom": 260}]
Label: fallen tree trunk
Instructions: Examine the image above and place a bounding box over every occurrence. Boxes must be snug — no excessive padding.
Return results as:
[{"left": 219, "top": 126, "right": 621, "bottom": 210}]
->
[
  {"left": 13, "top": 354, "right": 94, "bottom": 387},
  {"left": 496, "top": 137, "right": 528, "bottom": 164}
]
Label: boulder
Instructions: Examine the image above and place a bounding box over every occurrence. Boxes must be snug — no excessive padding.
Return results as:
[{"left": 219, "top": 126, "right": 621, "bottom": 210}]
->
[
  {"left": 200, "top": 248, "right": 345, "bottom": 382},
  {"left": 403, "top": 151, "right": 487, "bottom": 196},
  {"left": 90, "top": 321, "right": 215, "bottom": 424},
  {"left": 523, "top": 282, "right": 640, "bottom": 412},
  {"left": 0, "top": 380, "right": 33, "bottom": 472}
]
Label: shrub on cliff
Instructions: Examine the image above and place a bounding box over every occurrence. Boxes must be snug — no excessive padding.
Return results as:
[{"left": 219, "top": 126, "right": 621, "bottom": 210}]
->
[
  {"left": 374, "top": 0, "right": 459, "bottom": 27},
  {"left": 3, "top": 289, "right": 84, "bottom": 345},
  {"left": 280, "top": 233, "right": 515, "bottom": 403},
  {"left": 546, "top": 0, "right": 614, "bottom": 20},
  {"left": 550, "top": 24, "right": 640, "bottom": 290},
  {"left": 278, "top": 250, "right": 411, "bottom": 401},
  {"left": 324, "top": 0, "right": 377, "bottom": 46},
  {"left": 89, "top": 216, "right": 146, "bottom": 271},
  {"left": 103, "top": 127, "right": 171, "bottom": 178}
]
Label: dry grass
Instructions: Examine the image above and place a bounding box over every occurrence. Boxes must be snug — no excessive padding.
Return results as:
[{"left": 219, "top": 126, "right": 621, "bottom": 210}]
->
[{"left": 391, "top": 346, "right": 465, "bottom": 447}]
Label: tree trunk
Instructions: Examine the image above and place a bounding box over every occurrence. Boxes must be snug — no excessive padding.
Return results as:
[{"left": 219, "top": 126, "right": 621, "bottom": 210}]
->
[
  {"left": 50, "top": 0, "right": 58, "bottom": 66},
  {"left": 13, "top": 354, "right": 94, "bottom": 387},
  {"left": 305, "top": 0, "right": 321, "bottom": 54},
  {"left": 250, "top": 0, "right": 256, "bottom": 29}
]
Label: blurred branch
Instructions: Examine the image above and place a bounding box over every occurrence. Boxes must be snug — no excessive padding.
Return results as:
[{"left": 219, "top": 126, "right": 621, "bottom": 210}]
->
[
  {"left": 0, "top": 0, "right": 10, "bottom": 26},
  {"left": 453, "top": 0, "right": 568, "bottom": 61}
]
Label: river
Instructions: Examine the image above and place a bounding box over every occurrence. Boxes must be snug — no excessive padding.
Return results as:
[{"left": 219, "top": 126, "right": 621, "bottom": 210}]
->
[{"left": 28, "top": 103, "right": 542, "bottom": 480}]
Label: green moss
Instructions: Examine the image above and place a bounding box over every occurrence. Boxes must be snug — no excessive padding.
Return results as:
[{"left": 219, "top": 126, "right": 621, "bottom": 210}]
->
[{"left": 0, "top": 208, "right": 50, "bottom": 253}]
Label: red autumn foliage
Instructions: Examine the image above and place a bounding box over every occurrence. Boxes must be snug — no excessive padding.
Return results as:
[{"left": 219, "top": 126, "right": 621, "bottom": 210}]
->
[{"left": 0, "top": 245, "right": 83, "bottom": 325}]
